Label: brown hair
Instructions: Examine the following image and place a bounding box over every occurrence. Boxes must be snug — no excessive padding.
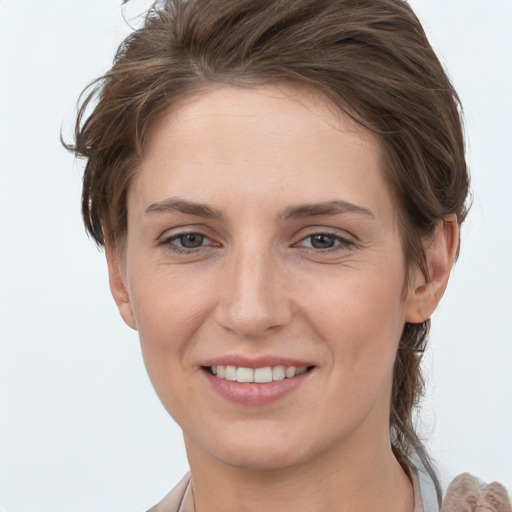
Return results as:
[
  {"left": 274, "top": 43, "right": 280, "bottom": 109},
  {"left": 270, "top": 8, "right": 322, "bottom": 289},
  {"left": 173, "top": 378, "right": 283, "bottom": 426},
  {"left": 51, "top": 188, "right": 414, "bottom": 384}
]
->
[{"left": 67, "top": 0, "right": 470, "bottom": 501}]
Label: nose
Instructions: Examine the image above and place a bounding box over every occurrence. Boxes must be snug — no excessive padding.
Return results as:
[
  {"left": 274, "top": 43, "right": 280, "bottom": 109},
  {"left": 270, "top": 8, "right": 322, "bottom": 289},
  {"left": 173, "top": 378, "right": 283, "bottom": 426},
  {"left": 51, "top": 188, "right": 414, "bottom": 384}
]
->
[{"left": 215, "top": 245, "right": 294, "bottom": 338}]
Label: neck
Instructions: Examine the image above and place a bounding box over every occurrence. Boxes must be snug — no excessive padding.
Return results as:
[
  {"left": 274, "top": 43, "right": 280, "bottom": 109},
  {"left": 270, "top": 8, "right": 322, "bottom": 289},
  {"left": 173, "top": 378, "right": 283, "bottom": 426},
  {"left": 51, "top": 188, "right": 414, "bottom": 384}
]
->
[{"left": 184, "top": 429, "right": 414, "bottom": 512}]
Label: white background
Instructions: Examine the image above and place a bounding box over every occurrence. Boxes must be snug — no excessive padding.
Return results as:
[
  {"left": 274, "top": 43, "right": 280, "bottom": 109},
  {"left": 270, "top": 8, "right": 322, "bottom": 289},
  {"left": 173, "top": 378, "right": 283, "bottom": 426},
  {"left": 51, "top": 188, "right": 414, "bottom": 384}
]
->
[{"left": 0, "top": 1, "right": 511, "bottom": 510}]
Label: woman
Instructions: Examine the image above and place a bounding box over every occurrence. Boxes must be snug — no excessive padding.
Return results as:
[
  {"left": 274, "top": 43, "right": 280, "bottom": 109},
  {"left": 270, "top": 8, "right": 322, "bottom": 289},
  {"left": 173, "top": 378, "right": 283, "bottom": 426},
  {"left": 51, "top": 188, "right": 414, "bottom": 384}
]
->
[{"left": 67, "top": 0, "right": 506, "bottom": 511}]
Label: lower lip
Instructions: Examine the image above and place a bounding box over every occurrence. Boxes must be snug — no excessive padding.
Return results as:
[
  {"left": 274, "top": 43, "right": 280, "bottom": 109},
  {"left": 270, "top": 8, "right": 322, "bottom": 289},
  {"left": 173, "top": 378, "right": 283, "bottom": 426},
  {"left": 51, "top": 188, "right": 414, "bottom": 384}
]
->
[{"left": 202, "top": 368, "right": 314, "bottom": 406}]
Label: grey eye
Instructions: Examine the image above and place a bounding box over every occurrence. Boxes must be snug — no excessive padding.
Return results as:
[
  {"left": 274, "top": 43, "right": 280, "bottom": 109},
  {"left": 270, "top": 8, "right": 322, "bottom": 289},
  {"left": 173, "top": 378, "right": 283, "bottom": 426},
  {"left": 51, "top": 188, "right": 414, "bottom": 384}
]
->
[
  {"left": 309, "top": 234, "right": 336, "bottom": 249},
  {"left": 179, "top": 233, "right": 205, "bottom": 248}
]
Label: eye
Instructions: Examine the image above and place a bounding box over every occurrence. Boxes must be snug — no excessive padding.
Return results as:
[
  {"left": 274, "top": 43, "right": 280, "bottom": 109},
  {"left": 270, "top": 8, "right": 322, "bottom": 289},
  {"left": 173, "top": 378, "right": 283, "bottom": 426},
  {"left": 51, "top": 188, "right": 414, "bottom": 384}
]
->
[
  {"left": 159, "top": 231, "right": 216, "bottom": 254},
  {"left": 175, "top": 233, "right": 206, "bottom": 249},
  {"left": 297, "top": 232, "right": 354, "bottom": 250},
  {"left": 308, "top": 234, "right": 337, "bottom": 249}
]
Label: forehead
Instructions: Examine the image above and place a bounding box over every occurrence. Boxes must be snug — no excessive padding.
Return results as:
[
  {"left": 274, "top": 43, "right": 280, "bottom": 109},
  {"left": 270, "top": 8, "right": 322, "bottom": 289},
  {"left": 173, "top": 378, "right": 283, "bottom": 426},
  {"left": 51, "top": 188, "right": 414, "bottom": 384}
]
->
[{"left": 130, "top": 84, "right": 394, "bottom": 223}]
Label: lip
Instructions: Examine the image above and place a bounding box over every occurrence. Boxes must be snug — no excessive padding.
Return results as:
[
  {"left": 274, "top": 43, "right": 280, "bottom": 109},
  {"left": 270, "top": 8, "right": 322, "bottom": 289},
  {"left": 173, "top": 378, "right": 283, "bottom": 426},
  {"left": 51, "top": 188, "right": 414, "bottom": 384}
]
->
[{"left": 200, "top": 356, "right": 316, "bottom": 406}]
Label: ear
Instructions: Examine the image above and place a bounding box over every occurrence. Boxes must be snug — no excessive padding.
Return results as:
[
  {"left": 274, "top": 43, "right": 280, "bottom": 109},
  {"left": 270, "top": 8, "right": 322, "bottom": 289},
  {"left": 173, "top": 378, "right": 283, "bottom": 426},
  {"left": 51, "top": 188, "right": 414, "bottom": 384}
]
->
[
  {"left": 105, "top": 241, "right": 138, "bottom": 330},
  {"left": 404, "top": 214, "right": 459, "bottom": 323}
]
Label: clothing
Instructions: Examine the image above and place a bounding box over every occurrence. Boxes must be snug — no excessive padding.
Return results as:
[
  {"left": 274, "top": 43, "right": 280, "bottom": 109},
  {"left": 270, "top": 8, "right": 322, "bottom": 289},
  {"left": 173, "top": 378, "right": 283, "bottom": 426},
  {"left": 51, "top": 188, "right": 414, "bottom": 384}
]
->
[
  {"left": 146, "top": 466, "right": 440, "bottom": 512},
  {"left": 146, "top": 473, "right": 191, "bottom": 512}
]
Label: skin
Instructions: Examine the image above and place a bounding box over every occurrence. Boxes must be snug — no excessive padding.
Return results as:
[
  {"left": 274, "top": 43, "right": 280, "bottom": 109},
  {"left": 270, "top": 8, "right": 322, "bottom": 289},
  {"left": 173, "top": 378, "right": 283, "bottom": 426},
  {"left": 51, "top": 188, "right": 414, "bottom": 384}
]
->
[{"left": 107, "top": 84, "right": 458, "bottom": 512}]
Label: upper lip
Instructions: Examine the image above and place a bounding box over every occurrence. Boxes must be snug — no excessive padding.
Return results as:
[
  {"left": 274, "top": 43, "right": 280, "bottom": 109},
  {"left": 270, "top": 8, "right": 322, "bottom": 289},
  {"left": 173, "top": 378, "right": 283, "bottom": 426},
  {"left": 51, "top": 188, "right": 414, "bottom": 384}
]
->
[{"left": 201, "top": 355, "right": 315, "bottom": 369}]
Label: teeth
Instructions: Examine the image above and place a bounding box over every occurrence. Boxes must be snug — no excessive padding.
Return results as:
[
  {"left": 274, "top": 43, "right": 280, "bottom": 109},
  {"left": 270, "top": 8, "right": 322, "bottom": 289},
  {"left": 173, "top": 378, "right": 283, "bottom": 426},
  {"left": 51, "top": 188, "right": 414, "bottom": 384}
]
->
[
  {"left": 272, "top": 365, "right": 286, "bottom": 381},
  {"left": 236, "top": 367, "right": 254, "bottom": 383},
  {"left": 285, "top": 366, "right": 296, "bottom": 379},
  {"left": 211, "top": 365, "right": 309, "bottom": 383},
  {"left": 254, "top": 367, "right": 272, "bottom": 383},
  {"left": 225, "top": 365, "right": 237, "bottom": 381}
]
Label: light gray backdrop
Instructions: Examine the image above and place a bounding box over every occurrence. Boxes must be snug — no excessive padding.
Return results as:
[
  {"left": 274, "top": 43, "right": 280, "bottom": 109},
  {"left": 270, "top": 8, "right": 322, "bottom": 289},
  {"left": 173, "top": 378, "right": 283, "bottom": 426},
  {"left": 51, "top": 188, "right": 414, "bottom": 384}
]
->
[{"left": 0, "top": 1, "right": 511, "bottom": 511}]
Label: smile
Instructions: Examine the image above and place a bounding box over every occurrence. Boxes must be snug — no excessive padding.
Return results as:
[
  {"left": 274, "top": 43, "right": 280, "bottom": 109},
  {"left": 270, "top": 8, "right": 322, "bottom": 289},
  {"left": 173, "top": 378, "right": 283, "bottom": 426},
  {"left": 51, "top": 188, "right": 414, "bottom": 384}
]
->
[{"left": 208, "top": 365, "right": 310, "bottom": 383}]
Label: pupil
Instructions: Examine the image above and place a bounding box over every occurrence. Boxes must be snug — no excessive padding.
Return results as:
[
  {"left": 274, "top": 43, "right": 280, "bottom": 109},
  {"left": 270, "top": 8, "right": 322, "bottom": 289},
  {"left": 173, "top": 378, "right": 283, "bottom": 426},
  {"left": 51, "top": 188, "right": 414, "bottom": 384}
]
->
[
  {"left": 180, "top": 233, "right": 204, "bottom": 248},
  {"left": 311, "top": 234, "right": 334, "bottom": 249}
]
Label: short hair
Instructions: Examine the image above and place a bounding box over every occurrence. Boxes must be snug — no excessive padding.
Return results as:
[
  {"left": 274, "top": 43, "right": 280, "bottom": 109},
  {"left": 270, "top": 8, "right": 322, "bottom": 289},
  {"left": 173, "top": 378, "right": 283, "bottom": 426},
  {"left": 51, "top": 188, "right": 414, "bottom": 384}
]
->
[{"left": 67, "top": 0, "right": 470, "bottom": 501}]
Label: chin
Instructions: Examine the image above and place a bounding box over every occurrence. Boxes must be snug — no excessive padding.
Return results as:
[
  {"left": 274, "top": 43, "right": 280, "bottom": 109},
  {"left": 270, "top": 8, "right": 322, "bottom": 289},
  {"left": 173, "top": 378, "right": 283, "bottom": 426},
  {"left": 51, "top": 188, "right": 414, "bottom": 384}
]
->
[
  {"left": 186, "top": 419, "right": 335, "bottom": 473},
  {"left": 215, "top": 444, "right": 306, "bottom": 472}
]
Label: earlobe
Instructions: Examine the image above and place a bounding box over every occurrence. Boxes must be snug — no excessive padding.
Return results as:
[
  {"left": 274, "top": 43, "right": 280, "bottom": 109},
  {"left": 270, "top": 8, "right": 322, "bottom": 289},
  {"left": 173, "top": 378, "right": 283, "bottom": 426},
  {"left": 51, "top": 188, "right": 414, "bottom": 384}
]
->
[
  {"left": 404, "top": 214, "right": 459, "bottom": 324},
  {"left": 105, "top": 241, "right": 138, "bottom": 330}
]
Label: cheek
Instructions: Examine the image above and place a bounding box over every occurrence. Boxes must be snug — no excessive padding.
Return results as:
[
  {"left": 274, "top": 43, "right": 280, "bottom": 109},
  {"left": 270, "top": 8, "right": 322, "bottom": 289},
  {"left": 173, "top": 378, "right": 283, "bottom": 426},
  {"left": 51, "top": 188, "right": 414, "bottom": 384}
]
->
[
  {"left": 126, "top": 264, "right": 214, "bottom": 393},
  {"left": 131, "top": 288, "right": 206, "bottom": 422},
  {"left": 129, "top": 258, "right": 211, "bottom": 337},
  {"left": 300, "top": 265, "right": 406, "bottom": 378}
]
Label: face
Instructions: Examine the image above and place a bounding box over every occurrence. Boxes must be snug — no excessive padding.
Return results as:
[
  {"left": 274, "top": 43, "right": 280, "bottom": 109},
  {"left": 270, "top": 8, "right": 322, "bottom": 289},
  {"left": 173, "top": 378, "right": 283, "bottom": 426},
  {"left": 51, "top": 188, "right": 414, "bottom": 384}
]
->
[{"left": 114, "top": 85, "right": 424, "bottom": 471}]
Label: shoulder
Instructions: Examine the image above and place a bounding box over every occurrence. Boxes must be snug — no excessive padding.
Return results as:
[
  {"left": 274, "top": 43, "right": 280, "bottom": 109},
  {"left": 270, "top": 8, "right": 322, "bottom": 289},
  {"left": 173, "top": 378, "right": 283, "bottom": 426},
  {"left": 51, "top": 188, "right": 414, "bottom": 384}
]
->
[
  {"left": 441, "top": 473, "right": 512, "bottom": 512},
  {"left": 146, "top": 473, "right": 191, "bottom": 512},
  {"left": 410, "top": 464, "right": 512, "bottom": 512}
]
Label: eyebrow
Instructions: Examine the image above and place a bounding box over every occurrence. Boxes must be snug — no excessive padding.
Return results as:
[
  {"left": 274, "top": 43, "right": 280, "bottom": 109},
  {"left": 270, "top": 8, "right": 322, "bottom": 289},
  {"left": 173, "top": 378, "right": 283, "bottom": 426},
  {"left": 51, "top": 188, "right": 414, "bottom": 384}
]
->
[
  {"left": 145, "top": 198, "right": 374, "bottom": 221},
  {"left": 280, "top": 200, "right": 375, "bottom": 220},
  {"left": 145, "top": 198, "right": 223, "bottom": 219}
]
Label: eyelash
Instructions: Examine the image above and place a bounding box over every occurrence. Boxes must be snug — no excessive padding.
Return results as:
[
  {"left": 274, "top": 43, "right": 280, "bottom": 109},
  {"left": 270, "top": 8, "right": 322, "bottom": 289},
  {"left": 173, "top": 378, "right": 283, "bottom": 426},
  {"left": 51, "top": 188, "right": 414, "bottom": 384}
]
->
[
  {"left": 159, "top": 232, "right": 214, "bottom": 254},
  {"left": 159, "top": 230, "right": 355, "bottom": 255},
  {"left": 295, "top": 232, "right": 355, "bottom": 251}
]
